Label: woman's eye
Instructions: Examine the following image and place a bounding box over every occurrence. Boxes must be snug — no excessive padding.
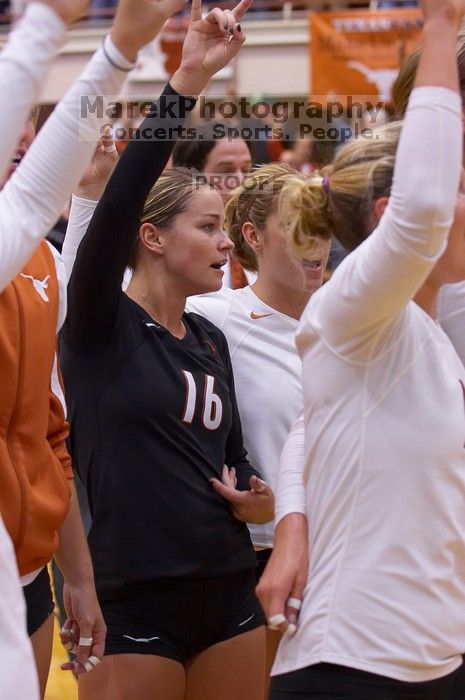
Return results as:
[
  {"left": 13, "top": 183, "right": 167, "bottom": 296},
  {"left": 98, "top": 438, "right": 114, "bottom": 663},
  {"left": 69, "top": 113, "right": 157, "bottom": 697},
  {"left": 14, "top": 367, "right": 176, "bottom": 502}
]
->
[{"left": 203, "top": 223, "right": 215, "bottom": 231}]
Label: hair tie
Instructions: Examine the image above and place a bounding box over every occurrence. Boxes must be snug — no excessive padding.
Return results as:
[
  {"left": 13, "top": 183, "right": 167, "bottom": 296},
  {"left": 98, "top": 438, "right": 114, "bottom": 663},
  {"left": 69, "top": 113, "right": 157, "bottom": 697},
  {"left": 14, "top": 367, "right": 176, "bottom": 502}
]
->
[{"left": 322, "top": 176, "right": 330, "bottom": 195}]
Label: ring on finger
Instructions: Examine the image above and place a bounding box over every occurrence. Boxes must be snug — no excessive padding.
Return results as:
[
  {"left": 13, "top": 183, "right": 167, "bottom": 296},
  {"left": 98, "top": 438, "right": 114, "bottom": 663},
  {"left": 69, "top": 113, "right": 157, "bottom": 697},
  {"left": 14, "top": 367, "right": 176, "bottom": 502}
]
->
[
  {"left": 79, "top": 636, "right": 93, "bottom": 647},
  {"left": 286, "top": 597, "right": 302, "bottom": 610}
]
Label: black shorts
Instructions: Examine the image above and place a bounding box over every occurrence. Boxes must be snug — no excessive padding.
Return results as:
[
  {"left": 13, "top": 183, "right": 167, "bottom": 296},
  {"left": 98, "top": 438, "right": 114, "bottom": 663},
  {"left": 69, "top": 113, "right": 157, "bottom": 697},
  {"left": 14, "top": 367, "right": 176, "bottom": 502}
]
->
[
  {"left": 101, "top": 569, "right": 265, "bottom": 663},
  {"left": 255, "top": 548, "right": 272, "bottom": 583},
  {"left": 23, "top": 567, "right": 55, "bottom": 636},
  {"left": 269, "top": 663, "right": 465, "bottom": 700}
]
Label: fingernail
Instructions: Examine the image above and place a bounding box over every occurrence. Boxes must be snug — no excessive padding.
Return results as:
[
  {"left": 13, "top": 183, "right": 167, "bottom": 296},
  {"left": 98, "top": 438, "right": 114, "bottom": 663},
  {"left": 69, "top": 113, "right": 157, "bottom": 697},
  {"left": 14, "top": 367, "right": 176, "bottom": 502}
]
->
[
  {"left": 255, "top": 479, "right": 267, "bottom": 493},
  {"left": 285, "top": 623, "right": 297, "bottom": 636}
]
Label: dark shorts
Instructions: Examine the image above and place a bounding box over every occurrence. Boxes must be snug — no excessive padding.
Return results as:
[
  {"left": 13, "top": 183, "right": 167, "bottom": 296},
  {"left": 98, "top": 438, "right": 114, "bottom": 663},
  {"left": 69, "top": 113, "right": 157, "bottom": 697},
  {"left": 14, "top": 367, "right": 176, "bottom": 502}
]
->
[
  {"left": 255, "top": 548, "right": 272, "bottom": 583},
  {"left": 23, "top": 567, "right": 55, "bottom": 637},
  {"left": 269, "top": 663, "right": 465, "bottom": 700},
  {"left": 101, "top": 569, "right": 265, "bottom": 663}
]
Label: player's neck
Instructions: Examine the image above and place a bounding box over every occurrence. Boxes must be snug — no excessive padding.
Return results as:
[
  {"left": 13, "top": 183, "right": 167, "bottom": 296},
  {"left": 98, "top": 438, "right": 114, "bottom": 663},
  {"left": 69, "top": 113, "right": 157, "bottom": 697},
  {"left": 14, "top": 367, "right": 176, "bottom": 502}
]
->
[
  {"left": 126, "top": 271, "right": 187, "bottom": 339},
  {"left": 251, "top": 276, "right": 310, "bottom": 320}
]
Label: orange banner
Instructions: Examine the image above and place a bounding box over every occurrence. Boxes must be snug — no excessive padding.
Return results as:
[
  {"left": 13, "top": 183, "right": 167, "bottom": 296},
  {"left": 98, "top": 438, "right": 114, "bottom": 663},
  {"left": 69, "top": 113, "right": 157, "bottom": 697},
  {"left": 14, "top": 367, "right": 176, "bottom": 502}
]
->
[{"left": 310, "top": 9, "right": 423, "bottom": 105}]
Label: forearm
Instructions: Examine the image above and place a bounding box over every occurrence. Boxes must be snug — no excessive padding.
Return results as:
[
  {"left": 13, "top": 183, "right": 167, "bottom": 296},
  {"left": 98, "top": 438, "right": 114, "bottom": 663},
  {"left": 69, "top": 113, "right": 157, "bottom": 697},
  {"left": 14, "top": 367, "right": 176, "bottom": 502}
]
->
[
  {"left": 55, "top": 483, "right": 94, "bottom": 585},
  {"left": 0, "top": 37, "right": 133, "bottom": 293},
  {"left": 0, "top": 2, "right": 66, "bottom": 180},
  {"left": 415, "top": 13, "right": 459, "bottom": 93},
  {"left": 275, "top": 512, "right": 308, "bottom": 549}
]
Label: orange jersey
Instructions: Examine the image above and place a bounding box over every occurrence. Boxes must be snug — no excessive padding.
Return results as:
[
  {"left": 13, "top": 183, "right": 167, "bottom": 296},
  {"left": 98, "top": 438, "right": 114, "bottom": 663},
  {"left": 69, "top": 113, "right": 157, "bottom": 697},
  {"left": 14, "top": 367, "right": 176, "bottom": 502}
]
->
[{"left": 0, "top": 240, "right": 71, "bottom": 577}]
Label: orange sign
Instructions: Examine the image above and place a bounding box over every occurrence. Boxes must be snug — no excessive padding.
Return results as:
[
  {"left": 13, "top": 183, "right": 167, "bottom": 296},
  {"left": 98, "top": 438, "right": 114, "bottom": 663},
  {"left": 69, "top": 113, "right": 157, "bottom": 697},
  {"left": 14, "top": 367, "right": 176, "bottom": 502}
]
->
[{"left": 310, "top": 9, "right": 423, "bottom": 105}]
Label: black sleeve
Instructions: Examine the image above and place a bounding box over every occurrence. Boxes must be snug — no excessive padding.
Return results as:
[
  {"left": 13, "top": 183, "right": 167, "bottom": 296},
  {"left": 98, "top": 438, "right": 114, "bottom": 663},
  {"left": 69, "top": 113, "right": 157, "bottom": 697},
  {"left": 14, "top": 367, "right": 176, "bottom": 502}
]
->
[
  {"left": 218, "top": 332, "right": 263, "bottom": 491},
  {"left": 66, "top": 84, "right": 196, "bottom": 349}
]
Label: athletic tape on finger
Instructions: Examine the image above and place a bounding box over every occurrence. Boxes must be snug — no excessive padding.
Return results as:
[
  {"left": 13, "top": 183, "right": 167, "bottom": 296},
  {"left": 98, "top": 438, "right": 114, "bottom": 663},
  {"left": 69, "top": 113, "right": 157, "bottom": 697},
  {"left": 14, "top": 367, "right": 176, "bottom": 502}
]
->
[
  {"left": 79, "top": 636, "right": 93, "bottom": 647},
  {"left": 84, "top": 655, "right": 101, "bottom": 672},
  {"left": 103, "top": 144, "right": 117, "bottom": 154},
  {"left": 286, "top": 597, "right": 302, "bottom": 610},
  {"left": 268, "top": 613, "right": 286, "bottom": 629}
]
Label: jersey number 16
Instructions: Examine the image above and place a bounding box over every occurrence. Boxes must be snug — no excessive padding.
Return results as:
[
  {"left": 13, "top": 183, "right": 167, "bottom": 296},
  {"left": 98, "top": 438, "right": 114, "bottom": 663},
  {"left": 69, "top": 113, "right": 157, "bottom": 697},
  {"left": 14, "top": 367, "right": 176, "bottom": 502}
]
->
[{"left": 181, "top": 370, "right": 223, "bottom": 431}]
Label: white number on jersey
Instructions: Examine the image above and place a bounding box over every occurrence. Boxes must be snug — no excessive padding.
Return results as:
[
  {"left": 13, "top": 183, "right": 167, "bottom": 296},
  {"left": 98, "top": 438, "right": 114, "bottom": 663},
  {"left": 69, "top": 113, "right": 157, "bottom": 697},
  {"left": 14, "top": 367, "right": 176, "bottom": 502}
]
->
[{"left": 181, "top": 371, "right": 223, "bottom": 430}]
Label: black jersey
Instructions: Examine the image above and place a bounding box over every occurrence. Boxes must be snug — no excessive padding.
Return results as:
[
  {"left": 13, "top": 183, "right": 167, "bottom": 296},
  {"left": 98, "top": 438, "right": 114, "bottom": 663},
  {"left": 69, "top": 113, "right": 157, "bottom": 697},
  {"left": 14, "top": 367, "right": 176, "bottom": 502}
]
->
[{"left": 60, "top": 84, "right": 260, "bottom": 600}]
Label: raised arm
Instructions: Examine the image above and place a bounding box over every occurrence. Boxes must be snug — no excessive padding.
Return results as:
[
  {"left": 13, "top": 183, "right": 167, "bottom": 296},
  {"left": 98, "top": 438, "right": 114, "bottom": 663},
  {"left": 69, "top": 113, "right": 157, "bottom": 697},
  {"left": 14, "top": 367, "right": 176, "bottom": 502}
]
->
[
  {"left": 301, "top": 2, "right": 463, "bottom": 357},
  {"left": 0, "top": 0, "right": 89, "bottom": 182},
  {"left": 0, "top": 36, "right": 134, "bottom": 293},
  {"left": 66, "top": 0, "right": 252, "bottom": 349}
]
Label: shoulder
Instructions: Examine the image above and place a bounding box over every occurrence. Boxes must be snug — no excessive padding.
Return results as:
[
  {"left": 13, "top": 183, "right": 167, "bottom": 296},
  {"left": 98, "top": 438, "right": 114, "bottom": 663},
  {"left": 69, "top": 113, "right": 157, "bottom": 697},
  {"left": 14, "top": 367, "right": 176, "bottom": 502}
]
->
[{"left": 186, "top": 287, "right": 238, "bottom": 329}]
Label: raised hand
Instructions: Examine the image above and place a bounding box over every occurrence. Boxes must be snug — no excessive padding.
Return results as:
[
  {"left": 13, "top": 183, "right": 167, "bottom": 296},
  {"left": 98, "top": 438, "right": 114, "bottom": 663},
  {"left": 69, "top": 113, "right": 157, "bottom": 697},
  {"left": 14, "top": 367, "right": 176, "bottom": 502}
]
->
[
  {"left": 76, "top": 129, "right": 119, "bottom": 201},
  {"left": 171, "top": 0, "right": 253, "bottom": 96},
  {"left": 111, "top": 0, "right": 187, "bottom": 62},
  {"left": 210, "top": 465, "right": 274, "bottom": 524}
]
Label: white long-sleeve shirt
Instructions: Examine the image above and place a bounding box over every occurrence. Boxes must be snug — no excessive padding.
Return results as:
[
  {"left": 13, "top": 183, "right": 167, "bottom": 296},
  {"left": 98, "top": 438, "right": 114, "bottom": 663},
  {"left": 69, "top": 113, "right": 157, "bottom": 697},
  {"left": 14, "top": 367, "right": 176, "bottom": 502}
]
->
[
  {"left": 273, "top": 87, "right": 465, "bottom": 683},
  {"left": 0, "top": 34, "right": 134, "bottom": 292},
  {"left": 0, "top": 2, "right": 66, "bottom": 182}
]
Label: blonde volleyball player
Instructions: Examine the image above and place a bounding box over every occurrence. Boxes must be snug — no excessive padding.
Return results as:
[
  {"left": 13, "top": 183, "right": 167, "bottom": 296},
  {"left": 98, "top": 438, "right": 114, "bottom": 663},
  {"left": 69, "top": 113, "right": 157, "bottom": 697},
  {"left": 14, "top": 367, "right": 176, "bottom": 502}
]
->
[
  {"left": 259, "top": 0, "right": 465, "bottom": 697},
  {"left": 60, "top": 2, "right": 275, "bottom": 699}
]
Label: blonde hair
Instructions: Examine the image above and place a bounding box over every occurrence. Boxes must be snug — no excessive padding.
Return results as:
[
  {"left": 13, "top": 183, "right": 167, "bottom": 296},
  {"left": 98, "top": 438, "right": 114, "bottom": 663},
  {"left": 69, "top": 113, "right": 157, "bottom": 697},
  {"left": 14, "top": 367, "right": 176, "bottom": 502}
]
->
[
  {"left": 282, "top": 122, "right": 402, "bottom": 256},
  {"left": 130, "top": 166, "right": 211, "bottom": 268},
  {"left": 392, "top": 31, "right": 465, "bottom": 116},
  {"left": 224, "top": 163, "right": 306, "bottom": 272}
]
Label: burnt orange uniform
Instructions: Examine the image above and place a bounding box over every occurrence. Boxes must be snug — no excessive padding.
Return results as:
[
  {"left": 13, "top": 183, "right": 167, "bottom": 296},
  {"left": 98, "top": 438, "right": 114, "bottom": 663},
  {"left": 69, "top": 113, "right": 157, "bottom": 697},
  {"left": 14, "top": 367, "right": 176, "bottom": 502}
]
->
[{"left": 0, "top": 240, "right": 71, "bottom": 577}]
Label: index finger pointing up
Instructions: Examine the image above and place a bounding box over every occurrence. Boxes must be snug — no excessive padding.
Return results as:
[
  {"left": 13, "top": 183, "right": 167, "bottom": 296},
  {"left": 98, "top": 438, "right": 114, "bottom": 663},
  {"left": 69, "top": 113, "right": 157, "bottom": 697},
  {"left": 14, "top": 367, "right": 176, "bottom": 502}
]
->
[
  {"left": 190, "top": 0, "right": 202, "bottom": 22},
  {"left": 232, "top": 0, "right": 253, "bottom": 21}
]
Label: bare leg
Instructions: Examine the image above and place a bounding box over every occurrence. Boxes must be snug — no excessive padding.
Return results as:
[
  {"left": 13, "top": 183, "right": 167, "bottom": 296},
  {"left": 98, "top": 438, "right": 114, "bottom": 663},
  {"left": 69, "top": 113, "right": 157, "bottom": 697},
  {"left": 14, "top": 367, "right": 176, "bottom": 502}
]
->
[
  {"left": 78, "top": 654, "right": 186, "bottom": 700},
  {"left": 264, "top": 628, "right": 282, "bottom": 700},
  {"left": 185, "top": 626, "right": 266, "bottom": 700},
  {"left": 30, "top": 612, "right": 54, "bottom": 699}
]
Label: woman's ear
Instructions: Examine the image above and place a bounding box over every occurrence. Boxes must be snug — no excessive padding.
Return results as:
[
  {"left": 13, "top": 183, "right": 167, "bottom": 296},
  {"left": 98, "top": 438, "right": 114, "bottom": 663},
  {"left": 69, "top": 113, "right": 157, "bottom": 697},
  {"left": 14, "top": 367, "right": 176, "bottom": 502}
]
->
[
  {"left": 139, "top": 222, "right": 164, "bottom": 256},
  {"left": 373, "top": 196, "right": 389, "bottom": 222},
  {"left": 242, "top": 222, "right": 263, "bottom": 255}
]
